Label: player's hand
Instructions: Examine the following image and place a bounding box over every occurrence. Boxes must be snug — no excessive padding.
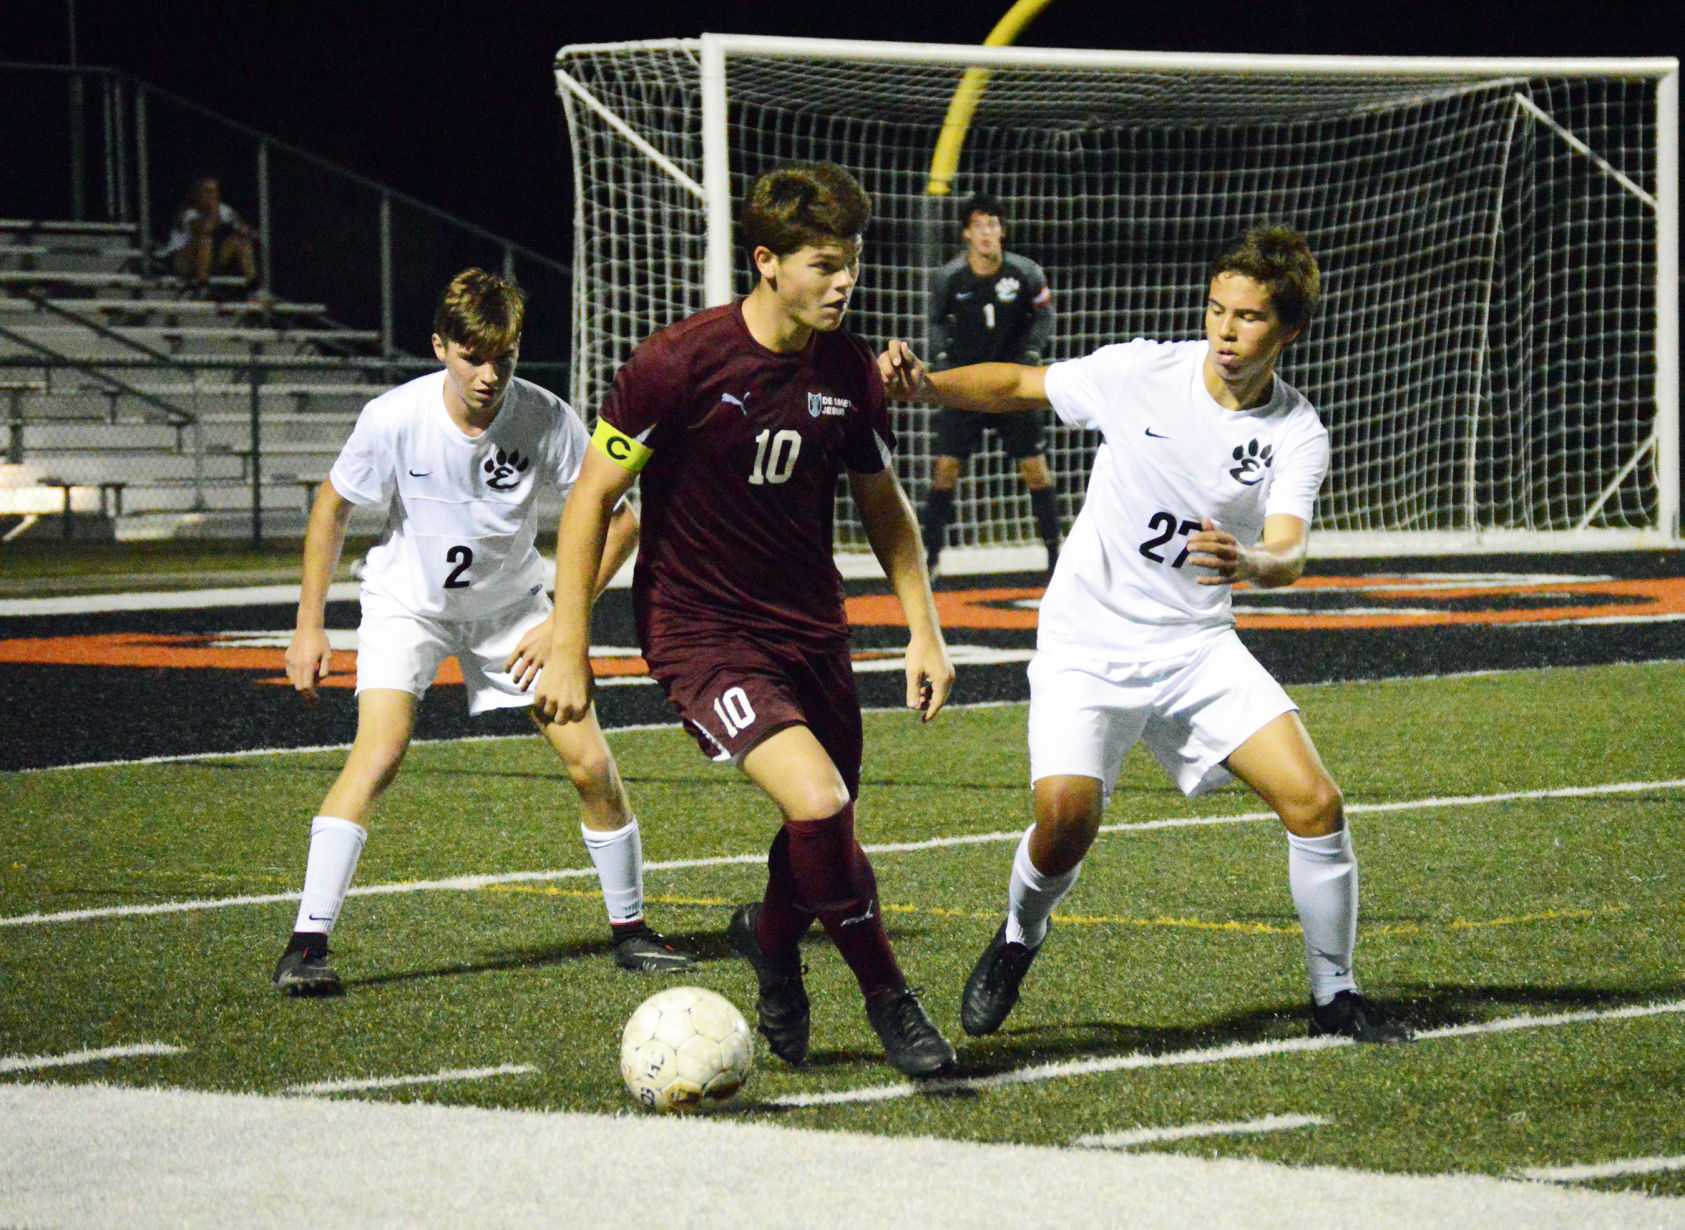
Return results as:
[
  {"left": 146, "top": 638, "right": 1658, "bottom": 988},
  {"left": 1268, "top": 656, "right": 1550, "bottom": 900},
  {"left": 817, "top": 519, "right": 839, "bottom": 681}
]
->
[
  {"left": 532, "top": 655, "right": 594, "bottom": 726},
  {"left": 1186, "top": 518, "right": 1252, "bottom": 586},
  {"left": 878, "top": 340, "right": 928, "bottom": 400},
  {"left": 505, "top": 614, "right": 553, "bottom": 692},
  {"left": 285, "top": 626, "right": 334, "bottom": 703},
  {"left": 904, "top": 631, "right": 954, "bottom": 723}
]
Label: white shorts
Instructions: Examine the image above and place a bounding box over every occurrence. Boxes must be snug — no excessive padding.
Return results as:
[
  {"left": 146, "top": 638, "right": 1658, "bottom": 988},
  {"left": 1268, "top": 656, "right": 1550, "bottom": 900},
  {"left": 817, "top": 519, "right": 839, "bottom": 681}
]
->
[
  {"left": 1026, "top": 631, "right": 1296, "bottom": 799},
  {"left": 355, "top": 586, "right": 551, "bottom": 715}
]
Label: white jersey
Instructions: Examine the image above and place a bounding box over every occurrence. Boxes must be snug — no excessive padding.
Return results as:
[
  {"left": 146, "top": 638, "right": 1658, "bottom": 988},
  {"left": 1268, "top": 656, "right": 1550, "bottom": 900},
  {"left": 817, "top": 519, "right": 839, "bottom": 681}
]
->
[
  {"left": 329, "top": 371, "right": 589, "bottom": 620},
  {"left": 1040, "top": 338, "right": 1330, "bottom": 659}
]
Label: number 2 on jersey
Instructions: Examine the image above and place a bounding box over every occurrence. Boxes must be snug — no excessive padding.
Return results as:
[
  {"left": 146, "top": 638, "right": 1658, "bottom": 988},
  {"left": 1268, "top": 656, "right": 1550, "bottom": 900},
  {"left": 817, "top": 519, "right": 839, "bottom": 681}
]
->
[
  {"left": 748, "top": 428, "right": 801, "bottom": 485},
  {"left": 443, "top": 544, "right": 473, "bottom": 589}
]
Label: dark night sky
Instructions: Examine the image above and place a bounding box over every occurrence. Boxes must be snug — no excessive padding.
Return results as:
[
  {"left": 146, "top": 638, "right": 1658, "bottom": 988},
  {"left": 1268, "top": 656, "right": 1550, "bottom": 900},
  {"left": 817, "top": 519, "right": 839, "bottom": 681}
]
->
[{"left": 7, "top": 2, "right": 1681, "bottom": 260}]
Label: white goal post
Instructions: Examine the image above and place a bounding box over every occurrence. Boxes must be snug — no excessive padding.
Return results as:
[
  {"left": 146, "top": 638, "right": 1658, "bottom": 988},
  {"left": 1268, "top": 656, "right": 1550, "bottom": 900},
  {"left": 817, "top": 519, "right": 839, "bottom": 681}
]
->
[{"left": 556, "top": 35, "right": 1678, "bottom": 556}]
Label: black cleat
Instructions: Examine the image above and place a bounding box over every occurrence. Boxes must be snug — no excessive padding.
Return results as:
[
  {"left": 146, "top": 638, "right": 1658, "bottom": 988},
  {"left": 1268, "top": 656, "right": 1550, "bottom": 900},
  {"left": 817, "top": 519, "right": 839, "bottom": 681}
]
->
[
  {"left": 727, "top": 903, "right": 811, "bottom": 1066},
  {"left": 1309, "top": 990, "right": 1415, "bottom": 1045},
  {"left": 273, "top": 943, "right": 343, "bottom": 998},
  {"left": 611, "top": 923, "right": 696, "bottom": 972},
  {"left": 960, "top": 922, "right": 1042, "bottom": 1036},
  {"left": 867, "top": 987, "right": 956, "bottom": 1078}
]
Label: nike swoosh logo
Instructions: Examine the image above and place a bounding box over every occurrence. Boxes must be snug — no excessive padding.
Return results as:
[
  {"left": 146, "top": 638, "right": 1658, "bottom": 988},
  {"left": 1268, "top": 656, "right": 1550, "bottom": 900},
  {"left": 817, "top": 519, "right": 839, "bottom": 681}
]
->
[
  {"left": 408, "top": 469, "right": 432, "bottom": 477},
  {"left": 954, "top": 292, "right": 973, "bottom": 300},
  {"left": 1144, "top": 428, "right": 1170, "bottom": 439},
  {"left": 307, "top": 914, "right": 335, "bottom": 922}
]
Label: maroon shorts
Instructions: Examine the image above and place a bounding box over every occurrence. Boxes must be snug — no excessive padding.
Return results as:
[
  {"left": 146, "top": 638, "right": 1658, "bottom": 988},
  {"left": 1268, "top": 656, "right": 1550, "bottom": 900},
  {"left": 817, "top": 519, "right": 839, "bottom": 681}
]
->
[{"left": 645, "top": 633, "right": 863, "bottom": 798}]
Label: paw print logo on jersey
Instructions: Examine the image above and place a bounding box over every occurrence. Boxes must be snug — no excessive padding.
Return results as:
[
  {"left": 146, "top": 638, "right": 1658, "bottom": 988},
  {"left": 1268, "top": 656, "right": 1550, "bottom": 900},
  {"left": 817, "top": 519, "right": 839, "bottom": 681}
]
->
[
  {"left": 993, "top": 276, "right": 1022, "bottom": 303},
  {"left": 1229, "top": 439, "right": 1274, "bottom": 486},
  {"left": 484, "top": 446, "right": 531, "bottom": 491}
]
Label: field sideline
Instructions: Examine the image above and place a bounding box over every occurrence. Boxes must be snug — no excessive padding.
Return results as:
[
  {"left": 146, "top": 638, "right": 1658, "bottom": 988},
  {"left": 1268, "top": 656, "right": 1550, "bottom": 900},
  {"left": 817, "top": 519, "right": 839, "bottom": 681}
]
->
[{"left": 5, "top": 652, "right": 1685, "bottom": 1226}]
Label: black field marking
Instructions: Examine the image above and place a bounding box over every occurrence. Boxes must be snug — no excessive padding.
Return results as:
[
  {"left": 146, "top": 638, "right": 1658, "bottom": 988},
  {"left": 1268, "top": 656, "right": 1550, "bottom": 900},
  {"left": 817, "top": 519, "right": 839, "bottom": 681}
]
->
[{"left": 3, "top": 555, "right": 1682, "bottom": 770}]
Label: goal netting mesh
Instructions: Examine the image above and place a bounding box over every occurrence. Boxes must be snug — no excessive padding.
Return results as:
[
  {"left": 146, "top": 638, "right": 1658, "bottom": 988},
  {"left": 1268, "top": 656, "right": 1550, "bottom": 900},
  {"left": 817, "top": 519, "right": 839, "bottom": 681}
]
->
[{"left": 556, "top": 38, "right": 1676, "bottom": 555}]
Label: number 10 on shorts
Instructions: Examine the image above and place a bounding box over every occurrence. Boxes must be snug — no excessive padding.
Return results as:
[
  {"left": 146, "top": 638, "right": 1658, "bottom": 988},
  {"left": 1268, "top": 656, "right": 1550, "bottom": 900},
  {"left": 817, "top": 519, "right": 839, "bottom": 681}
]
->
[{"left": 712, "top": 686, "right": 756, "bottom": 737}]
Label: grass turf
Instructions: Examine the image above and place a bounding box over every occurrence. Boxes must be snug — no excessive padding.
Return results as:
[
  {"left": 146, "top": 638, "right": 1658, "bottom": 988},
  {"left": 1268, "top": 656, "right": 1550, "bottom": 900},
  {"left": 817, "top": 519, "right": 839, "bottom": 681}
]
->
[{"left": 3, "top": 662, "right": 1683, "bottom": 1194}]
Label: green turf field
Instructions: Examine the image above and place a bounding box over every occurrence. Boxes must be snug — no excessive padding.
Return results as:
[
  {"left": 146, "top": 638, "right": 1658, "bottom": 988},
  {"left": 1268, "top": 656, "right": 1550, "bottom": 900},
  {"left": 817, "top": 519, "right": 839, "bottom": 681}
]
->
[{"left": 5, "top": 662, "right": 1683, "bottom": 1196}]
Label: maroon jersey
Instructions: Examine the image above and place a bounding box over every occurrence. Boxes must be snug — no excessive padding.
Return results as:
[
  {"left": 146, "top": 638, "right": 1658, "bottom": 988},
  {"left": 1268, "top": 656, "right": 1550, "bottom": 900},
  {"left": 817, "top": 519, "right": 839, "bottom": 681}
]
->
[{"left": 600, "top": 303, "right": 894, "bottom": 652}]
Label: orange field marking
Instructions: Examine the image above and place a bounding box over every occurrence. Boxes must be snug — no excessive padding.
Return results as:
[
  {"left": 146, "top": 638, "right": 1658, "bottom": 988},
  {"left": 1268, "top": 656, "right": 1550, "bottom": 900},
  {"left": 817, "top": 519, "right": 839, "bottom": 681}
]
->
[{"left": 3, "top": 575, "right": 1681, "bottom": 679}]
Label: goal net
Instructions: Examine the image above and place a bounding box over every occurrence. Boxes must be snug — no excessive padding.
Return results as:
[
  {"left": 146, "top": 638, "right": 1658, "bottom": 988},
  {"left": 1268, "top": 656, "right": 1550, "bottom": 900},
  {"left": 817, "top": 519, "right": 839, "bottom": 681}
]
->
[{"left": 556, "top": 36, "right": 1678, "bottom": 555}]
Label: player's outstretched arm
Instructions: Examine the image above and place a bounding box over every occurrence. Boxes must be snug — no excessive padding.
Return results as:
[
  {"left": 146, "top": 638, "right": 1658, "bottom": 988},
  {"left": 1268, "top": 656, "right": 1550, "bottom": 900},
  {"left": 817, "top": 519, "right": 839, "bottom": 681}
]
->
[
  {"left": 878, "top": 342, "right": 1049, "bottom": 414},
  {"left": 849, "top": 467, "right": 954, "bottom": 722},
  {"left": 1186, "top": 514, "right": 1310, "bottom": 589},
  {"left": 535, "top": 448, "right": 636, "bottom": 725},
  {"left": 286, "top": 478, "right": 353, "bottom": 703}
]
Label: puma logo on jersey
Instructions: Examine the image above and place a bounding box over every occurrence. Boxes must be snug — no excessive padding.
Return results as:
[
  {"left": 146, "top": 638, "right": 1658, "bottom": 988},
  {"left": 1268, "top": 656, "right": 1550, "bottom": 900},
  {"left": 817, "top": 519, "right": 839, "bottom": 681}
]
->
[
  {"left": 1230, "top": 439, "right": 1274, "bottom": 485},
  {"left": 484, "top": 446, "right": 531, "bottom": 491},
  {"left": 720, "top": 391, "right": 752, "bottom": 414}
]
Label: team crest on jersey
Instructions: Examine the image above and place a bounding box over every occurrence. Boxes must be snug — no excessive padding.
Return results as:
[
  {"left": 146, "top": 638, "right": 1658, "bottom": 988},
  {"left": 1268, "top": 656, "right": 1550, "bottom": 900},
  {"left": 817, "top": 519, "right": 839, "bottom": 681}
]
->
[
  {"left": 1229, "top": 439, "right": 1274, "bottom": 486},
  {"left": 807, "top": 391, "right": 851, "bottom": 418},
  {"left": 484, "top": 446, "right": 531, "bottom": 491},
  {"left": 994, "top": 276, "right": 1022, "bottom": 303}
]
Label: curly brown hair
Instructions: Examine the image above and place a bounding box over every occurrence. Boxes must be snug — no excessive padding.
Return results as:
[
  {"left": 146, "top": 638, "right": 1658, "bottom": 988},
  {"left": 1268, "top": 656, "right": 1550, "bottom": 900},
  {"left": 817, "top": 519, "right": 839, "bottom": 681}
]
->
[
  {"left": 739, "top": 162, "right": 871, "bottom": 258},
  {"left": 1207, "top": 226, "right": 1321, "bottom": 334}
]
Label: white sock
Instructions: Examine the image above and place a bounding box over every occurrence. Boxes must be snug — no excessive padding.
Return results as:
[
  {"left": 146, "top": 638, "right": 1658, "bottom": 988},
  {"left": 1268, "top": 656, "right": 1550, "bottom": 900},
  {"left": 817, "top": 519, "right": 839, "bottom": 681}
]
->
[
  {"left": 1286, "top": 827, "right": 1359, "bottom": 1006},
  {"left": 582, "top": 816, "right": 644, "bottom": 927},
  {"left": 292, "top": 816, "right": 367, "bottom": 936},
  {"left": 1004, "top": 824, "right": 1080, "bottom": 949}
]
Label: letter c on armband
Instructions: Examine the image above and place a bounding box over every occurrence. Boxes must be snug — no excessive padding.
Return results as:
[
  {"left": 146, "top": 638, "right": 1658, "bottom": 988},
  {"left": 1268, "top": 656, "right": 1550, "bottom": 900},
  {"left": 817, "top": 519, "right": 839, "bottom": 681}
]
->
[{"left": 593, "top": 419, "right": 653, "bottom": 473}]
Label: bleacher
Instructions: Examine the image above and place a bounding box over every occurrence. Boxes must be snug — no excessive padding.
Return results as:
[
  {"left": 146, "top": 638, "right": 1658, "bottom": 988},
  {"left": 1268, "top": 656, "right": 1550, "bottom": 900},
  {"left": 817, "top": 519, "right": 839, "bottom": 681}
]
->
[{"left": 0, "top": 218, "right": 402, "bottom": 541}]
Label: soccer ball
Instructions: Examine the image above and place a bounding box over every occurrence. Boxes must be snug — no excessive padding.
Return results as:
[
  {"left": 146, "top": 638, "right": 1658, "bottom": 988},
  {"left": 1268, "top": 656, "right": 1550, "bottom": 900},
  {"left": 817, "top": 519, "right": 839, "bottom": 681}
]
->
[{"left": 620, "top": 985, "right": 754, "bottom": 1112}]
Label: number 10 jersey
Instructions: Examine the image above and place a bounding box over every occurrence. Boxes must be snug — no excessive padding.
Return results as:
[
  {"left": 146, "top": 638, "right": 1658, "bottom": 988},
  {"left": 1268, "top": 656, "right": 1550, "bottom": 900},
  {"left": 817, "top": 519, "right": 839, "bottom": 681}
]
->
[{"left": 598, "top": 303, "right": 894, "bottom": 653}]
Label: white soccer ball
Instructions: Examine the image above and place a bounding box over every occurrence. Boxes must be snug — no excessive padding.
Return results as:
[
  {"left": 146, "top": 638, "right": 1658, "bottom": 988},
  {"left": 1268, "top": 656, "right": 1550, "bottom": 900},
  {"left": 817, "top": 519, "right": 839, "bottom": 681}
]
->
[{"left": 620, "top": 985, "right": 754, "bottom": 1112}]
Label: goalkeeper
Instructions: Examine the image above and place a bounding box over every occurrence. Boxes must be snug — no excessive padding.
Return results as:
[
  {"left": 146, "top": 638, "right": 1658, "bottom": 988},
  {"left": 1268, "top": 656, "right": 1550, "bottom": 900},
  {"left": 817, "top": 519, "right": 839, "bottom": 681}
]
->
[
  {"left": 919, "top": 192, "right": 1060, "bottom": 576},
  {"left": 882, "top": 225, "right": 1414, "bottom": 1047}
]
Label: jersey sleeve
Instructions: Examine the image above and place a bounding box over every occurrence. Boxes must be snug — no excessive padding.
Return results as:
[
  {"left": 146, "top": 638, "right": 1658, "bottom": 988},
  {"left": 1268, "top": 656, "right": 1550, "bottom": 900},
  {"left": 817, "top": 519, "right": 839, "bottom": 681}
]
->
[
  {"left": 1265, "top": 413, "right": 1331, "bottom": 524},
  {"left": 326, "top": 400, "right": 397, "bottom": 509},
  {"left": 927, "top": 265, "right": 955, "bottom": 369},
  {"left": 842, "top": 336, "right": 894, "bottom": 475},
  {"left": 1017, "top": 257, "right": 1054, "bottom": 364},
  {"left": 548, "top": 397, "right": 592, "bottom": 496},
  {"left": 598, "top": 332, "right": 683, "bottom": 444},
  {"left": 1043, "top": 340, "right": 1147, "bottom": 433}
]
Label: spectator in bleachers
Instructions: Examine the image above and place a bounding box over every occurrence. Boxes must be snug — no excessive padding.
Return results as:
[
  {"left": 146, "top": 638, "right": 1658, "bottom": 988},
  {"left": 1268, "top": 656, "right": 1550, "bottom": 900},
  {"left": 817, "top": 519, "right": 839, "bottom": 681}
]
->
[{"left": 159, "top": 175, "right": 260, "bottom": 298}]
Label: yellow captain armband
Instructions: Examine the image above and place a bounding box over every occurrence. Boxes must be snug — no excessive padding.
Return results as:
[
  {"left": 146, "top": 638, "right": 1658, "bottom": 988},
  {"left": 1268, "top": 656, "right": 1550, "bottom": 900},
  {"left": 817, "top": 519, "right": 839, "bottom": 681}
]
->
[{"left": 592, "top": 419, "right": 654, "bottom": 473}]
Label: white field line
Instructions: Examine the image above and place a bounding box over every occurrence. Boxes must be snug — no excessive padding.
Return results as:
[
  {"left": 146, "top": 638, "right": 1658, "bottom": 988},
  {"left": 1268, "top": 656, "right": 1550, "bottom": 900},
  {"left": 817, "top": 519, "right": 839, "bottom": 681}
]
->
[
  {"left": 1074, "top": 1113, "right": 1329, "bottom": 1150},
  {"left": 763, "top": 997, "right": 1685, "bottom": 1109},
  {"left": 0, "top": 1042, "right": 184, "bottom": 1074},
  {"left": 284, "top": 1063, "right": 538, "bottom": 1096},
  {"left": 1519, "top": 1156, "right": 1685, "bottom": 1183},
  {"left": 6, "top": 777, "right": 1684, "bottom": 929}
]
